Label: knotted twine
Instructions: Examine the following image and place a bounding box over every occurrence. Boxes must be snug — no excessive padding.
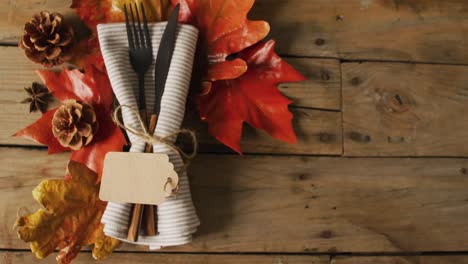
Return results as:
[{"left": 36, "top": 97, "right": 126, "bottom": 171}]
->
[{"left": 111, "top": 104, "right": 198, "bottom": 194}]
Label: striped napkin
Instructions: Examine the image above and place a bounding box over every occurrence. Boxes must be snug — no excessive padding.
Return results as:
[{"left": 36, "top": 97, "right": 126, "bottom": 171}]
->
[{"left": 97, "top": 22, "right": 199, "bottom": 249}]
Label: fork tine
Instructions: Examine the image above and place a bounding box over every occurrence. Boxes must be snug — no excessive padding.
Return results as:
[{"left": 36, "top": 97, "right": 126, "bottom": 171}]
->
[
  {"left": 129, "top": 4, "right": 140, "bottom": 48},
  {"left": 123, "top": 4, "right": 135, "bottom": 50},
  {"left": 134, "top": 3, "right": 146, "bottom": 48},
  {"left": 140, "top": 2, "right": 152, "bottom": 50}
]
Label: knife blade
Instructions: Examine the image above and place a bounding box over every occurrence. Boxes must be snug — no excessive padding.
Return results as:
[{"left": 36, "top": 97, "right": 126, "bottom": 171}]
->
[{"left": 153, "top": 3, "right": 180, "bottom": 115}]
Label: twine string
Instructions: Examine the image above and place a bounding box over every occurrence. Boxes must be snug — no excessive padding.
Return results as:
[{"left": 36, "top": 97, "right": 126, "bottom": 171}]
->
[{"left": 112, "top": 105, "right": 198, "bottom": 195}]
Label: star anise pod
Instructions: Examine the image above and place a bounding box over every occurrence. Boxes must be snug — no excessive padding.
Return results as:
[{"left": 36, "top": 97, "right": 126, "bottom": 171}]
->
[{"left": 21, "top": 82, "right": 52, "bottom": 113}]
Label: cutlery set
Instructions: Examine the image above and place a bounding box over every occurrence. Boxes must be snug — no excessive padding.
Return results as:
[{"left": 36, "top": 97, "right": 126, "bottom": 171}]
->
[
  {"left": 98, "top": 0, "right": 199, "bottom": 248},
  {"left": 123, "top": 2, "right": 180, "bottom": 242}
]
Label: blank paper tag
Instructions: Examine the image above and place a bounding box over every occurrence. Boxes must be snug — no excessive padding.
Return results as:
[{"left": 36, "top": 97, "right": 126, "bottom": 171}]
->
[{"left": 99, "top": 152, "right": 179, "bottom": 205}]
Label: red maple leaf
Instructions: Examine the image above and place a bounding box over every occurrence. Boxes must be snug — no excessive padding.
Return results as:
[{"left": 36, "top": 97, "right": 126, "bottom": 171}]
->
[
  {"left": 70, "top": 0, "right": 113, "bottom": 33},
  {"left": 14, "top": 66, "right": 126, "bottom": 179},
  {"left": 198, "top": 40, "right": 306, "bottom": 153},
  {"left": 71, "top": 37, "right": 106, "bottom": 73},
  {"left": 173, "top": 0, "right": 270, "bottom": 83}
]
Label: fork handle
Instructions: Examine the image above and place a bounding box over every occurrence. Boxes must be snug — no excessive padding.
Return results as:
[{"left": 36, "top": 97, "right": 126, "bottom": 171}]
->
[{"left": 138, "top": 74, "right": 146, "bottom": 112}]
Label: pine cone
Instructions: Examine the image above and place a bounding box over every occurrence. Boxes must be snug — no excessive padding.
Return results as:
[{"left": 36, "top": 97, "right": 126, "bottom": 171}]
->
[
  {"left": 19, "top": 11, "right": 74, "bottom": 67},
  {"left": 21, "top": 82, "right": 52, "bottom": 113},
  {"left": 52, "top": 100, "right": 98, "bottom": 150}
]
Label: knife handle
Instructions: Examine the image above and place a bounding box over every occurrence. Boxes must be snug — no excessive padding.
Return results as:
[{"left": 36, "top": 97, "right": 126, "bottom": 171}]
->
[
  {"left": 144, "top": 114, "right": 158, "bottom": 152},
  {"left": 143, "top": 114, "right": 158, "bottom": 236}
]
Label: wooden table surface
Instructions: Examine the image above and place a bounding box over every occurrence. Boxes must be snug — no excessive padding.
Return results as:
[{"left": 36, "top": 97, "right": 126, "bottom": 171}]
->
[{"left": 1, "top": 0, "right": 468, "bottom": 263}]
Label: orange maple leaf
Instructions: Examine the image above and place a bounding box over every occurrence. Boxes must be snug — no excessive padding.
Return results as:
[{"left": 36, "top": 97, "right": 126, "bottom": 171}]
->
[{"left": 71, "top": 0, "right": 172, "bottom": 33}]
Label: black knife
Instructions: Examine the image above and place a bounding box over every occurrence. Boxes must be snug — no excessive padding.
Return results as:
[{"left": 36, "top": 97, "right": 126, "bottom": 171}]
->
[
  {"left": 154, "top": 3, "right": 180, "bottom": 115},
  {"left": 133, "top": 3, "right": 181, "bottom": 239}
]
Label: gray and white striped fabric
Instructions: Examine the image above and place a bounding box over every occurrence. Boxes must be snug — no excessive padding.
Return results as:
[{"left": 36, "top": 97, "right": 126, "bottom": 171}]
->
[{"left": 97, "top": 22, "right": 199, "bottom": 249}]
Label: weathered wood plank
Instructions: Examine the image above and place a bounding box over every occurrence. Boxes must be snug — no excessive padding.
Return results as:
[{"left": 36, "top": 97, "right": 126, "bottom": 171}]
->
[
  {"left": 0, "top": 47, "right": 56, "bottom": 146},
  {"left": 0, "top": 46, "right": 342, "bottom": 154},
  {"left": 332, "top": 255, "right": 468, "bottom": 264},
  {"left": 342, "top": 62, "right": 468, "bottom": 156},
  {"left": 2, "top": 148, "right": 468, "bottom": 252},
  {"left": 0, "top": 251, "right": 328, "bottom": 264},
  {"left": 3, "top": 0, "right": 468, "bottom": 64},
  {"left": 251, "top": 0, "right": 468, "bottom": 64},
  {"left": 281, "top": 58, "right": 341, "bottom": 110}
]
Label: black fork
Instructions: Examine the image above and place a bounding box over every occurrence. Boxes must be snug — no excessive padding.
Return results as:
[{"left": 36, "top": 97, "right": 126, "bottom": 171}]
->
[
  {"left": 124, "top": 2, "right": 155, "bottom": 242},
  {"left": 124, "top": 2, "right": 152, "bottom": 115}
]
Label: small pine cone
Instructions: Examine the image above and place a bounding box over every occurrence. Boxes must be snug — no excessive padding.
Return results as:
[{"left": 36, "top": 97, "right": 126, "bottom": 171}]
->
[
  {"left": 19, "top": 11, "right": 74, "bottom": 67},
  {"left": 52, "top": 100, "right": 98, "bottom": 150}
]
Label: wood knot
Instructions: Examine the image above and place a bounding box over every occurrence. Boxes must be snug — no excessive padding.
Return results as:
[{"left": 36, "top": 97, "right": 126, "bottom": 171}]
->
[
  {"left": 350, "top": 77, "right": 362, "bottom": 86},
  {"left": 315, "top": 38, "right": 326, "bottom": 46},
  {"left": 319, "top": 132, "right": 335, "bottom": 143},
  {"left": 321, "top": 70, "right": 331, "bottom": 80},
  {"left": 349, "top": 131, "right": 371, "bottom": 143},
  {"left": 297, "top": 174, "right": 307, "bottom": 181},
  {"left": 387, "top": 136, "right": 411, "bottom": 144},
  {"left": 461, "top": 168, "right": 467, "bottom": 175},
  {"left": 379, "top": 90, "right": 412, "bottom": 114},
  {"left": 320, "top": 230, "right": 333, "bottom": 239}
]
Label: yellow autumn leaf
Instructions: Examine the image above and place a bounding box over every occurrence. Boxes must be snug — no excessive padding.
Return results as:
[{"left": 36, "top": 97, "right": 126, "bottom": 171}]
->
[
  {"left": 15, "top": 161, "right": 120, "bottom": 264},
  {"left": 110, "top": 0, "right": 172, "bottom": 22}
]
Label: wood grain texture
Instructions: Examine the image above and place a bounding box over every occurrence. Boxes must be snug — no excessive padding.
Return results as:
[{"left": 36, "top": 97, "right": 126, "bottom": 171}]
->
[
  {"left": 0, "top": 252, "right": 328, "bottom": 264},
  {"left": 0, "top": 0, "right": 72, "bottom": 43},
  {"left": 3, "top": 0, "right": 468, "bottom": 64},
  {"left": 0, "top": 0, "right": 71, "bottom": 44},
  {"left": 281, "top": 58, "right": 341, "bottom": 110},
  {"left": 332, "top": 256, "right": 468, "bottom": 264},
  {"left": 0, "top": 47, "right": 59, "bottom": 146},
  {"left": 2, "top": 148, "right": 468, "bottom": 253},
  {"left": 342, "top": 62, "right": 468, "bottom": 156},
  {"left": 0, "top": 47, "right": 342, "bottom": 155},
  {"left": 251, "top": 0, "right": 468, "bottom": 64}
]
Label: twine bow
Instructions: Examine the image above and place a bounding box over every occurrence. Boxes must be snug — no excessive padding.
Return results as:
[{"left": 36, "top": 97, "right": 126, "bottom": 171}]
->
[{"left": 112, "top": 104, "right": 198, "bottom": 168}]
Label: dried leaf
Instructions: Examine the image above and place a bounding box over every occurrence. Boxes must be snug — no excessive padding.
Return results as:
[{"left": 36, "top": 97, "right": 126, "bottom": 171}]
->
[
  {"left": 14, "top": 66, "right": 126, "bottom": 178},
  {"left": 71, "top": 0, "right": 172, "bottom": 33},
  {"left": 15, "top": 161, "right": 120, "bottom": 264},
  {"left": 198, "top": 40, "right": 306, "bottom": 153},
  {"left": 173, "top": 0, "right": 270, "bottom": 82},
  {"left": 71, "top": 37, "right": 106, "bottom": 72},
  {"left": 172, "top": 0, "right": 305, "bottom": 152}
]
